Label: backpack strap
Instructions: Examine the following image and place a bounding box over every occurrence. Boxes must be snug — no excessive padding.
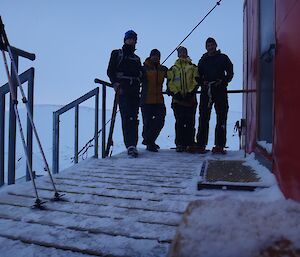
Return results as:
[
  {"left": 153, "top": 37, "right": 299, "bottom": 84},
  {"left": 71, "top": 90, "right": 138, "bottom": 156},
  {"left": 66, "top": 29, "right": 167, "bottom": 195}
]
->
[{"left": 116, "top": 49, "right": 123, "bottom": 69}]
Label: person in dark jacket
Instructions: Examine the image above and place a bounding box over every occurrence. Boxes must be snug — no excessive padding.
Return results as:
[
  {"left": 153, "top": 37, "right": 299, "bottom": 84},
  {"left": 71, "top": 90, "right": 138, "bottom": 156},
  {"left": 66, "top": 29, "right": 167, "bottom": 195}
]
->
[
  {"left": 167, "top": 46, "right": 199, "bottom": 152},
  {"left": 196, "top": 37, "right": 234, "bottom": 154},
  {"left": 141, "top": 49, "right": 167, "bottom": 152},
  {"left": 107, "top": 30, "right": 142, "bottom": 157}
]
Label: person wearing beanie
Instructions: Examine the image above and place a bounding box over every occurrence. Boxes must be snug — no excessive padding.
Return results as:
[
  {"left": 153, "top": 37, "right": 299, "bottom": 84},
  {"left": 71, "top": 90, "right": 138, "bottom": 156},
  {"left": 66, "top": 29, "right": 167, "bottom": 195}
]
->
[
  {"left": 196, "top": 37, "right": 234, "bottom": 154},
  {"left": 141, "top": 49, "right": 168, "bottom": 152},
  {"left": 167, "top": 46, "right": 199, "bottom": 153},
  {"left": 107, "top": 30, "right": 142, "bottom": 157}
]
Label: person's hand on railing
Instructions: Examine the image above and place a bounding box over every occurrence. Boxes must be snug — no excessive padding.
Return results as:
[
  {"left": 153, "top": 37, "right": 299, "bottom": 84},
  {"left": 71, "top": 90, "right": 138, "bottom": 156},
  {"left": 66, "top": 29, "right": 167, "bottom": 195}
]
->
[{"left": 165, "top": 87, "right": 172, "bottom": 96}]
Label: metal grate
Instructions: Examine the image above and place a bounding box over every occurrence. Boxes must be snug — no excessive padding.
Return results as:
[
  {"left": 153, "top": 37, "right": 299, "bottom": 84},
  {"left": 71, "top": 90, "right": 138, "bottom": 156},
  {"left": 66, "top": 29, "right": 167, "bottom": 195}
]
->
[
  {"left": 198, "top": 160, "right": 267, "bottom": 191},
  {"left": 205, "top": 160, "right": 260, "bottom": 183}
]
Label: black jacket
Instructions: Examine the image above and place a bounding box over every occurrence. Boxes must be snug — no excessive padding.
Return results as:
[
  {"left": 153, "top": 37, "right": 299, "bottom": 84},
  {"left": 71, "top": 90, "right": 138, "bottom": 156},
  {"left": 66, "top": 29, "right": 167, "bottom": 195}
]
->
[
  {"left": 107, "top": 44, "right": 142, "bottom": 84},
  {"left": 198, "top": 50, "right": 233, "bottom": 86}
]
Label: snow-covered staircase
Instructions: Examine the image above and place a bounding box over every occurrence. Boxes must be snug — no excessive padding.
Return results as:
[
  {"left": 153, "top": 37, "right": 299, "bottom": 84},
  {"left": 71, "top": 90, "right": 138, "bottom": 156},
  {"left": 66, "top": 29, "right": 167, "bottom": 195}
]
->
[
  {"left": 0, "top": 149, "right": 210, "bottom": 257},
  {"left": 0, "top": 149, "right": 282, "bottom": 257}
]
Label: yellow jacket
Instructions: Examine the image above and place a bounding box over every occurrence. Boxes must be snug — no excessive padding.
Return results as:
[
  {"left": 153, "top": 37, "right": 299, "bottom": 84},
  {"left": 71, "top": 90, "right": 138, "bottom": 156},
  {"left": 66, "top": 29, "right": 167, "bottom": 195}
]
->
[
  {"left": 141, "top": 58, "right": 167, "bottom": 105},
  {"left": 167, "top": 58, "right": 199, "bottom": 106}
]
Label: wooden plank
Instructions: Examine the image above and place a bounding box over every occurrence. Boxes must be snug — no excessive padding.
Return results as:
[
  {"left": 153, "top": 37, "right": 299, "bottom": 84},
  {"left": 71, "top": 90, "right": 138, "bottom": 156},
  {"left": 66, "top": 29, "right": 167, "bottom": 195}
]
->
[
  {"left": 0, "top": 194, "right": 182, "bottom": 226},
  {"left": 0, "top": 215, "right": 169, "bottom": 257},
  {"left": 0, "top": 204, "right": 176, "bottom": 242},
  {"left": 0, "top": 236, "right": 97, "bottom": 257}
]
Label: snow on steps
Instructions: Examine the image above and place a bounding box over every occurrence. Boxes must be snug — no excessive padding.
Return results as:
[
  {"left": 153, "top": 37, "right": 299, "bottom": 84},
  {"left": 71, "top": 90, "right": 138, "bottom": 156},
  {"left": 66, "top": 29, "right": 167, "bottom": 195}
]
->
[
  {"left": 0, "top": 149, "right": 209, "bottom": 257},
  {"left": 0, "top": 149, "right": 282, "bottom": 257}
]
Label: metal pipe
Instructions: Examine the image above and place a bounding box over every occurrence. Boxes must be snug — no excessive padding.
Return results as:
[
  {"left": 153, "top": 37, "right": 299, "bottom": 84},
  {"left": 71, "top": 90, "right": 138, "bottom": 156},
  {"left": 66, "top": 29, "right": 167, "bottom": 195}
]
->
[
  {"left": 26, "top": 68, "right": 34, "bottom": 181},
  {"left": 102, "top": 85, "right": 106, "bottom": 158},
  {"left": 94, "top": 78, "right": 113, "bottom": 88},
  {"left": 10, "top": 46, "right": 35, "bottom": 61},
  {"left": 94, "top": 88, "right": 99, "bottom": 158},
  {"left": 55, "top": 89, "right": 99, "bottom": 116},
  {"left": 162, "top": 89, "right": 256, "bottom": 95},
  {"left": 74, "top": 105, "right": 79, "bottom": 164},
  {"left": 52, "top": 113, "right": 59, "bottom": 174},
  {"left": 0, "top": 93, "right": 5, "bottom": 186},
  {"left": 0, "top": 68, "right": 34, "bottom": 185},
  {"left": 7, "top": 53, "right": 18, "bottom": 185}
]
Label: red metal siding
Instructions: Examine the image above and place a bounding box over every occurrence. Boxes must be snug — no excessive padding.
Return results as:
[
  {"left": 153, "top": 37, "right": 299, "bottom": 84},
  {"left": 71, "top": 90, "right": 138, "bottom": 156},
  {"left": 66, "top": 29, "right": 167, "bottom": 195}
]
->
[
  {"left": 274, "top": 0, "right": 300, "bottom": 200},
  {"left": 243, "top": 0, "right": 259, "bottom": 153}
]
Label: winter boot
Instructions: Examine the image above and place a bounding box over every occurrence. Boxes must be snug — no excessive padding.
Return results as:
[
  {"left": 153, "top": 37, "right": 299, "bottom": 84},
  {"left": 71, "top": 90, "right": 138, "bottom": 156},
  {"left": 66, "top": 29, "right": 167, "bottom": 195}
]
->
[
  {"left": 176, "top": 145, "right": 186, "bottom": 152},
  {"left": 127, "top": 146, "right": 138, "bottom": 157},
  {"left": 197, "top": 146, "right": 210, "bottom": 154},
  {"left": 154, "top": 143, "right": 160, "bottom": 149},
  {"left": 146, "top": 144, "right": 158, "bottom": 152},
  {"left": 212, "top": 146, "right": 227, "bottom": 154},
  {"left": 186, "top": 145, "right": 209, "bottom": 154}
]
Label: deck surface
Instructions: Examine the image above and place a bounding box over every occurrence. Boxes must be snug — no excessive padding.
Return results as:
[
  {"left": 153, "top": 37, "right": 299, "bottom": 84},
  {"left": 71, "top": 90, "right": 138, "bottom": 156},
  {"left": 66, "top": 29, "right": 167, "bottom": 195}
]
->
[
  {"left": 0, "top": 149, "right": 276, "bottom": 257},
  {"left": 0, "top": 150, "right": 210, "bottom": 257}
]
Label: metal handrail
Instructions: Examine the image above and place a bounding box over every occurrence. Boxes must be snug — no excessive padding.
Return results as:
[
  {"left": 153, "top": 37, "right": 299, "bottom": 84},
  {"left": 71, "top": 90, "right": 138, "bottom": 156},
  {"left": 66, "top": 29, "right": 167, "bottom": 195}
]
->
[
  {"left": 162, "top": 89, "right": 255, "bottom": 95},
  {"left": 52, "top": 87, "right": 99, "bottom": 174},
  {"left": 10, "top": 46, "right": 35, "bottom": 61},
  {"left": 0, "top": 66, "right": 35, "bottom": 186},
  {"left": 94, "top": 78, "right": 114, "bottom": 158}
]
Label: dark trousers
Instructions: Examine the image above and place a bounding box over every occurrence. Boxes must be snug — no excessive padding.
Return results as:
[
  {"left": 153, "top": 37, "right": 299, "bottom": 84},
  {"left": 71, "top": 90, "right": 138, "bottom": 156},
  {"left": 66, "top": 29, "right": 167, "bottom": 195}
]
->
[
  {"left": 141, "top": 104, "right": 166, "bottom": 146},
  {"left": 172, "top": 104, "right": 196, "bottom": 147},
  {"left": 118, "top": 84, "right": 140, "bottom": 148},
  {"left": 196, "top": 88, "right": 228, "bottom": 148}
]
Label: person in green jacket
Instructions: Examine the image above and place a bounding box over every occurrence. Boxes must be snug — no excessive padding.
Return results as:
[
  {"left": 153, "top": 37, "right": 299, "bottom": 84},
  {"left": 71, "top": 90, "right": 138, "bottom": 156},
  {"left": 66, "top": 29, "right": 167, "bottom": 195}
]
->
[{"left": 167, "top": 46, "right": 199, "bottom": 152}]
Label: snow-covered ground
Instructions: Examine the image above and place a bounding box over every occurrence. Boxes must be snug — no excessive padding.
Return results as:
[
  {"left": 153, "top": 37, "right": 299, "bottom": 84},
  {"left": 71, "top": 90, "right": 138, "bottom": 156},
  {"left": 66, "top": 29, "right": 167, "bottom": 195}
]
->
[
  {"left": 1, "top": 149, "right": 297, "bottom": 257},
  {"left": 2, "top": 104, "right": 242, "bottom": 181}
]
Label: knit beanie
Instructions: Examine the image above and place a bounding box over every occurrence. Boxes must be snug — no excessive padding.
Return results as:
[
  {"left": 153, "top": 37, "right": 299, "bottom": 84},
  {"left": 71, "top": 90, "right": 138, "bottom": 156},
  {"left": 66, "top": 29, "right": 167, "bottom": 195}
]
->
[
  {"left": 150, "top": 49, "right": 161, "bottom": 58},
  {"left": 124, "top": 30, "right": 137, "bottom": 42}
]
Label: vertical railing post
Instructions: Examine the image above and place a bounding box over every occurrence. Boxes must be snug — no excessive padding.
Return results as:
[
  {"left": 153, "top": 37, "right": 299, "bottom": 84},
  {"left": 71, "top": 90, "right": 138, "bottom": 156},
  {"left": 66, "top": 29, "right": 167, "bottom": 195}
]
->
[
  {"left": 94, "top": 87, "right": 99, "bottom": 158},
  {"left": 0, "top": 92, "right": 5, "bottom": 186},
  {"left": 8, "top": 54, "right": 18, "bottom": 185},
  {"left": 26, "top": 68, "right": 34, "bottom": 181},
  {"left": 52, "top": 113, "right": 60, "bottom": 174},
  {"left": 74, "top": 105, "right": 79, "bottom": 164},
  {"left": 101, "top": 84, "right": 106, "bottom": 158}
]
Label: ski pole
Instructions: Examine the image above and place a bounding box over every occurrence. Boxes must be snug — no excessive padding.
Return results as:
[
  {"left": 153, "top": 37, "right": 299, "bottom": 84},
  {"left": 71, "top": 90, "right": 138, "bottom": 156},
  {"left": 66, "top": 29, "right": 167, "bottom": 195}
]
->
[
  {"left": 1, "top": 48, "right": 43, "bottom": 208},
  {"left": 105, "top": 88, "right": 120, "bottom": 157},
  {"left": 0, "top": 16, "right": 62, "bottom": 200}
]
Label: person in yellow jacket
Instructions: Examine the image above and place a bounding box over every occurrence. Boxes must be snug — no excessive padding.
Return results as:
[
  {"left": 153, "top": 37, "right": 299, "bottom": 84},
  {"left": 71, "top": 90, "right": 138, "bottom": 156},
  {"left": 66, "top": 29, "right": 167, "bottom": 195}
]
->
[
  {"left": 141, "top": 49, "right": 168, "bottom": 152},
  {"left": 167, "top": 46, "right": 199, "bottom": 152}
]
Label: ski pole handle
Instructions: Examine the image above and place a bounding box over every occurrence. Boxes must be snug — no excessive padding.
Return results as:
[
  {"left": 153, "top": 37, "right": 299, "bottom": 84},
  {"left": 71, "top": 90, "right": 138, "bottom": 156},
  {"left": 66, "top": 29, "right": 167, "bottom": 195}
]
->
[{"left": 0, "top": 16, "right": 10, "bottom": 48}]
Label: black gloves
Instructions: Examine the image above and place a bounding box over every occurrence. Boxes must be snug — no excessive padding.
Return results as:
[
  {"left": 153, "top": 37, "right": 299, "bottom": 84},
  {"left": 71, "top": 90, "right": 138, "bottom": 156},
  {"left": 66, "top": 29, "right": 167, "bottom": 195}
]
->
[{"left": 173, "top": 93, "right": 184, "bottom": 101}]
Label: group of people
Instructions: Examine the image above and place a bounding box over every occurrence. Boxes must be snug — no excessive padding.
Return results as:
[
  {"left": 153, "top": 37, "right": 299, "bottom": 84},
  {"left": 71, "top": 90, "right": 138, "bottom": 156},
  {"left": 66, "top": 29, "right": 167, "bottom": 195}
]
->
[{"left": 107, "top": 30, "right": 233, "bottom": 157}]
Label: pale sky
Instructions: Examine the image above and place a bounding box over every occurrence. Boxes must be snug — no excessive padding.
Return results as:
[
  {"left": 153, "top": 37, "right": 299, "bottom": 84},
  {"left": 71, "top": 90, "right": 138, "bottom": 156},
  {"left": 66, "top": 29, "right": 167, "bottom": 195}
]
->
[{"left": 1, "top": 0, "right": 243, "bottom": 111}]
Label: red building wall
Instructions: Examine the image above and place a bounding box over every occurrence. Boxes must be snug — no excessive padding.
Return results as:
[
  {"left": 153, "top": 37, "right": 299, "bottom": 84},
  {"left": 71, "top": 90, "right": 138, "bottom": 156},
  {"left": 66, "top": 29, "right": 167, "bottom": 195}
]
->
[
  {"left": 273, "top": 0, "right": 300, "bottom": 200},
  {"left": 243, "top": 0, "right": 259, "bottom": 153},
  {"left": 244, "top": 0, "right": 300, "bottom": 201}
]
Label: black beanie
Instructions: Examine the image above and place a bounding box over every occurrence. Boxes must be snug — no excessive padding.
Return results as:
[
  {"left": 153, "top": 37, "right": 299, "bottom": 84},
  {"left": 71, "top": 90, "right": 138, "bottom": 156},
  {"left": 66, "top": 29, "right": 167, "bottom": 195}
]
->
[
  {"left": 206, "top": 37, "right": 217, "bottom": 46},
  {"left": 150, "top": 49, "right": 161, "bottom": 58}
]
